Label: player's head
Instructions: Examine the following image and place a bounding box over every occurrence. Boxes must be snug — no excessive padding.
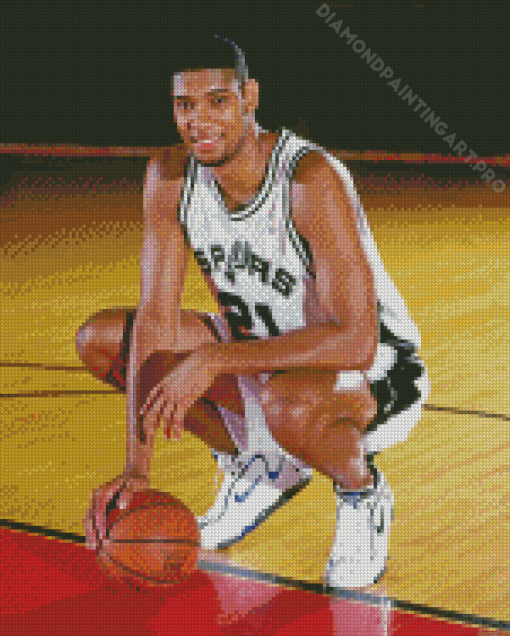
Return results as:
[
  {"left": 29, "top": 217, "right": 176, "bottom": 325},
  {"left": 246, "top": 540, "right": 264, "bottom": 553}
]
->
[{"left": 171, "top": 35, "right": 259, "bottom": 166}]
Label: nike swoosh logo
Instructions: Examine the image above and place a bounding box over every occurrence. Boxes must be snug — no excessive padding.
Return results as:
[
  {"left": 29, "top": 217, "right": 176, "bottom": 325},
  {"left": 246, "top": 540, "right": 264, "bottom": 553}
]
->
[
  {"left": 233, "top": 454, "right": 281, "bottom": 504},
  {"left": 234, "top": 474, "right": 263, "bottom": 503}
]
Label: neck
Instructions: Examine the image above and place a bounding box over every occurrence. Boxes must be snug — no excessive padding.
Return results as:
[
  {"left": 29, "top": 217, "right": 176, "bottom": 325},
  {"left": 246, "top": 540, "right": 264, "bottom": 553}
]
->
[{"left": 211, "top": 122, "right": 269, "bottom": 193}]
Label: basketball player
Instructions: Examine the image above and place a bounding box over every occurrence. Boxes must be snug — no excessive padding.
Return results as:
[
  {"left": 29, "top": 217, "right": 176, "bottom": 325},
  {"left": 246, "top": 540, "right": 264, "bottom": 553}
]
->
[{"left": 82, "top": 36, "right": 430, "bottom": 588}]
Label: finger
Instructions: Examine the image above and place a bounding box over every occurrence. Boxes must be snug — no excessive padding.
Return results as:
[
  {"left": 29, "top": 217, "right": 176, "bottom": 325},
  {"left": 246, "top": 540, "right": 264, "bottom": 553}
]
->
[
  {"left": 117, "top": 489, "right": 131, "bottom": 510},
  {"left": 139, "top": 393, "right": 162, "bottom": 427},
  {"left": 139, "top": 393, "right": 155, "bottom": 419},
  {"left": 89, "top": 487, "right": 99, "bottom": 510},
  {"left": 155, "top": 397, "right": 167, "bottom": 424},
  {"left": 95, "top": 489, "right": 110, "bottom": 545},
  {"left": 138, "top": 400, "right": 150, "bottom": 421},
  {"left": 89, "top": 490, "right": 102, "bottom": 547},
  {"left": 158, "top": 400, "right": 175, "bottom": 440},
  {"left": 84, "top": 513, "right": 95, "bottom": 550},
  {"left": 162, "top": 403, "right": 171, "bottom": 440},
  {"left": 140, "top": 385, "right": 165, "bottom": 419},
  {"left": 156, "top": 398, "right": 171, "bottom": 430},
  {"left": 86, "top": 513, "right": 100, "bottom": 551},
  {"left": 161, "top": 402, "right": 179, "bottom": 440},
  {"left": 173, "top": 405, "right": 186, "bottom": 441},
  {"left": 139, "top": 394, "right": 161, "bottom": 443},
  {"left": 97, "top": 480, "right": 125, "bottom": 543},
  {"left": 91, "top": 500, "right": 102, "bottom": 548}
]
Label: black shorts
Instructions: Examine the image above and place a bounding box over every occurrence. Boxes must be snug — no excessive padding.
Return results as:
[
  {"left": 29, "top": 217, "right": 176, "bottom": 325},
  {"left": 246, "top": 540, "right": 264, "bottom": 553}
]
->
[{"left": 367, "top": 322, "right": 427, "bottom": 432}]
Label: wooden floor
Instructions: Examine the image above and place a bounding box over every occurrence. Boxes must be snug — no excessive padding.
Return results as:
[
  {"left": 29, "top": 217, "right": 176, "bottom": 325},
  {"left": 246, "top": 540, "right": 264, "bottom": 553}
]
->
[{"left": 1, "top": 185, "right": 508, "bottom": 623}]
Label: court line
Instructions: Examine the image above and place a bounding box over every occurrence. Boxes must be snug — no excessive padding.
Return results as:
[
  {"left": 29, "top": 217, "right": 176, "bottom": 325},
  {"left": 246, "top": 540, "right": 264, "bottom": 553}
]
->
[
  {"left": 422, "top": 404, "right": 510, "bottom": 422},
  {"left": 0, "top": 362, "right": 85, "bottom": 371},
  {"left": 1, "top": 518, "right": 509, "bottom": 632},
  {"left": 0, "top": 389, "right": 119, "bottom": 397}
]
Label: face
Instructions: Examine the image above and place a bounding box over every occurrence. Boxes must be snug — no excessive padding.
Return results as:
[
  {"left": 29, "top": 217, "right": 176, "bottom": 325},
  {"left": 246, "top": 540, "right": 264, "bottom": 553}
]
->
[{"left": 173, "top": 68, "right": 257, "bottom": 166}]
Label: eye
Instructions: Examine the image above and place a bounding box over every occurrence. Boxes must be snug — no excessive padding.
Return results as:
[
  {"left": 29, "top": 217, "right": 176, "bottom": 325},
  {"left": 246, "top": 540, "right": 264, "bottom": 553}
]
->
[
  {"left": 213, "top": 96, "right": 226, "bottom": 104},
  {"left": 176, "top": 101, "right": 192, "bottom": 110}
]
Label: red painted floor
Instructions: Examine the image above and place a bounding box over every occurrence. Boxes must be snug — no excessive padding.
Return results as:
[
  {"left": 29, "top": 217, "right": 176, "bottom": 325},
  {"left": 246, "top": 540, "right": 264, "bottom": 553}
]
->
[{"left": 1, "top": 526, "right": 507, "bottom": 636}]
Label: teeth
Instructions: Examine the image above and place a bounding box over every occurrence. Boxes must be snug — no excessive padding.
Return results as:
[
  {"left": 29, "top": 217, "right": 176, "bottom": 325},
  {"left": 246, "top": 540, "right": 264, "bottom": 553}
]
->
[{"left": 195, "top": 136, "right": 220, "bottom": 143}]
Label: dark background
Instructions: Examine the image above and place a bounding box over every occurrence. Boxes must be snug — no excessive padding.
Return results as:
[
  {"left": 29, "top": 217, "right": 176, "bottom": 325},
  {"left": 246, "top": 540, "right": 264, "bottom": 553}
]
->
[{"left": 1, "top": 0, "right": 508, "bottom": 154}]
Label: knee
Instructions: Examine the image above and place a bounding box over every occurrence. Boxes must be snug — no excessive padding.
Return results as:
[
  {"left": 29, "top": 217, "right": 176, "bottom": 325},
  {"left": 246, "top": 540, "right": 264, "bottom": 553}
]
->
[
  {"left": 340, "top": 388, "right": 378, "bottom": 432},
  {"left": 259, "top": 373, "right": 292, "bottom": 411},
  {"left": 75, "top": 307, "right": 125, "bottom": 359},
  {"left": 75, "top": 319, "right": 98, "bottom": 362},
  {"left": 358, "top": 388, "right": 378, "bottom": 428},
  {"left": 260, "top": 383, "right": 309, "bottom": 425},
  {"left": 260, "top": 383, "right": 282, "bottom": 418}
]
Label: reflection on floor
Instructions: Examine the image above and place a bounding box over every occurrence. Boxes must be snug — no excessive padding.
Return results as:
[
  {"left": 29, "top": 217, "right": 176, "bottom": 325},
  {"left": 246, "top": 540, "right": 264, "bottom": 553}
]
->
[{"left": 2, "top": 526, "right": 507, "bottom": 635}]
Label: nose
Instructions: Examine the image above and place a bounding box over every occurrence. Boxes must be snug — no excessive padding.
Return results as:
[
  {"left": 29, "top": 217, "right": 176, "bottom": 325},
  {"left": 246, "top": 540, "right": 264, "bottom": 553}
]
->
[
  {"left": 185, "top": 103, "right": 218, "bottom": 130},
  {"left": 184, "top": 101, "right": 204, "bottom": 121}
]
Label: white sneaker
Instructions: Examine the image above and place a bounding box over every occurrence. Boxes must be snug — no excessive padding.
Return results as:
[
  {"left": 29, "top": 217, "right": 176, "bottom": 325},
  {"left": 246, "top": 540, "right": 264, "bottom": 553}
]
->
[
  {"left": 198, "top": 450, "right": 313, "bottom": 550},
  {"left": 324, "top": 465, "right": 394, "bottom": 589}
]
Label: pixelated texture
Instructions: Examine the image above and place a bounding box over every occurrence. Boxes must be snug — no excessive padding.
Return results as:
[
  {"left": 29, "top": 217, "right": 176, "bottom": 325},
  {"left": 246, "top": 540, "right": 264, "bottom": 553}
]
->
[{"left": 1, "top": 133, "right": 509, "bottom": 631}]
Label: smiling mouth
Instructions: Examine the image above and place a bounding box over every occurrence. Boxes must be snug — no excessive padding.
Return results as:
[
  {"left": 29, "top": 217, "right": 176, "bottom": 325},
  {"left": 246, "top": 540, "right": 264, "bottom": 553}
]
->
[{"left": 192, "top": 134, "right": 223, "bottom": 151}]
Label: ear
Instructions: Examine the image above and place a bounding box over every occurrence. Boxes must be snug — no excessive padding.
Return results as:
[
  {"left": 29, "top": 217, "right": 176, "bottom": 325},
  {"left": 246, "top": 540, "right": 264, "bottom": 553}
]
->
[{"left": 243, "top": 78, "right": 259, "bottom": 113}]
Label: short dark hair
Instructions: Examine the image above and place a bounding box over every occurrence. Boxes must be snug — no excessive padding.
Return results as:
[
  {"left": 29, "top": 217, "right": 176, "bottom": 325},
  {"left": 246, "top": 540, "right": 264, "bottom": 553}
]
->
[{"left": 171, "top": 35, "right": 249, "bottom": 90}]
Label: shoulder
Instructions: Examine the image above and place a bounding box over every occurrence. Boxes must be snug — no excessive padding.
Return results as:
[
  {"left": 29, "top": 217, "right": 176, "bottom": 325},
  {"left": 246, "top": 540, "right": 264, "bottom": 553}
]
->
[
  {"left": 144, "top": 143, "right": 189, "bottom": 227},
  {"left": 290, "top": 150, "right": 352, "bottom": 232},
  {"left": 148, "top": 142, "right": 188, "bottom": 183},
  {"left": 292, "top": 150, "right": 343, "bottom": 188},
  {"left": 159, "top": 142, "right": 189, "bottom": 181},
  {"left": 291, "top": 149, "right": 334, "bottom": 186}
]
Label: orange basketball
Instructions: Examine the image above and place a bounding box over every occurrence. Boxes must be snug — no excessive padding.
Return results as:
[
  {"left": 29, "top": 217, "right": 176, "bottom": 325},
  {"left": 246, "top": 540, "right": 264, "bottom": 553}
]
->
[{"left": 97, "top": 490, "right": 200, "bottom": 587}]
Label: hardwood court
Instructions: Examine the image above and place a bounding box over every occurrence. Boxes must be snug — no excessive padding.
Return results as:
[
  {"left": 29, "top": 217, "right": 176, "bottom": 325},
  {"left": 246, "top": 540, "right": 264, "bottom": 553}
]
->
[{"left": 0, "top": 150, "right": 508, "bottom": 628}]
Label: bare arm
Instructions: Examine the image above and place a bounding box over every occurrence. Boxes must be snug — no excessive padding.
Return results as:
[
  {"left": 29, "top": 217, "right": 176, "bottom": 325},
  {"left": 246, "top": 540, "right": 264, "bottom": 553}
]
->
[
  {"left": 204, "top": 152, "right": 378, "bottom": 376},
  {"left": 125, "top": 158, "right": 188, "bottom": 478}
]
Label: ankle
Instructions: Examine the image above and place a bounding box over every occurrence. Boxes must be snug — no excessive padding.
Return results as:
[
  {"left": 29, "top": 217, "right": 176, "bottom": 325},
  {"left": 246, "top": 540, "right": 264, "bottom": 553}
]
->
[{"left": 334, "top": 473, "right": 375, "bottom": 492}]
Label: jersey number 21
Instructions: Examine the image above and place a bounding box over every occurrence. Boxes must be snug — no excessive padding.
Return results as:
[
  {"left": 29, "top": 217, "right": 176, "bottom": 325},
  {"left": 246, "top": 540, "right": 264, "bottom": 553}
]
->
[{"left": 218, "top": 291, "right": 280, "bottom": 340}]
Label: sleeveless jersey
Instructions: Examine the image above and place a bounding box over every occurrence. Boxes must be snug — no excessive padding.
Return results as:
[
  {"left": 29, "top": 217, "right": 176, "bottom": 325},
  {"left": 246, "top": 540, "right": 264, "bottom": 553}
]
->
[{"left": 179, "top": 128, "right": 421, "bottom": 350}]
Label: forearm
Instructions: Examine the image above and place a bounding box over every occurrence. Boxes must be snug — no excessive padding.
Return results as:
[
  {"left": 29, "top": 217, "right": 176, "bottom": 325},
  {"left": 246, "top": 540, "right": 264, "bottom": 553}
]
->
[
  {"left": 205, "top": 322, "right": 377, "bottom": 376},
  {"left": 125, "top": 312, "right": 179, "bottom": 478}
]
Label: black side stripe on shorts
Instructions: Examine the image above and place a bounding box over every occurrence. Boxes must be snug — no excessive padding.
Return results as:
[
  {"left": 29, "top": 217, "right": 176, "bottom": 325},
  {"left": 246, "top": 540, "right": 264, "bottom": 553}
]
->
[
  {"left": 105, "top": 311, "right": 222, "bottom": 392},
  {"left": 103, "top": 309, "right": 136, "bottom": 391},
  {"left": 366, "top": 321, "right": 424, "bottom": 433}
]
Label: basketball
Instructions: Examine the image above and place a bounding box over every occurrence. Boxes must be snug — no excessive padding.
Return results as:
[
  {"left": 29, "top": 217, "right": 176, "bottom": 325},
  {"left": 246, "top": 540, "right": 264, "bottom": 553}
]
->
[{"left": 97, "top": 489, "right": 200, "bottom": 587}]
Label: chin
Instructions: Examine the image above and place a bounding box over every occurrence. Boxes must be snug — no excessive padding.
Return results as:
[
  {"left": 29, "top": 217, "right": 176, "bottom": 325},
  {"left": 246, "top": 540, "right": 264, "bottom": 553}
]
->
[{"left": 195, "top": 152, "right": 230, "bottom": 167}]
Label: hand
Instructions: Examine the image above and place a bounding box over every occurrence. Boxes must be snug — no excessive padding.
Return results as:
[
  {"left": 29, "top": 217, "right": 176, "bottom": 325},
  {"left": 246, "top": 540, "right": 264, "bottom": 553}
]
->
[
  {"left": 138, "top": 347, "right": 220, "bottom": 442},
  {"left": 84, "top": 470, "right": 150, "bottom": 552}
]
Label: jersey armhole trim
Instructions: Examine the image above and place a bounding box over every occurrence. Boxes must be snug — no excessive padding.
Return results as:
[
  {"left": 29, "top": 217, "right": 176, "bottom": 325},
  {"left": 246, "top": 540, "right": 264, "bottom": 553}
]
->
[
  {"left": 284, "top": 145, "right": 317, "bottom": 279},
  {"left": 179, "top": 154, "right": 196, "bottom": 243}
]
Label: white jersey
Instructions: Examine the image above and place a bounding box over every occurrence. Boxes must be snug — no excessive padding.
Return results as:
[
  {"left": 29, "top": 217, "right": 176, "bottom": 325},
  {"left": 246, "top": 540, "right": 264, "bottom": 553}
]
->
[{"left": 179, "top": 127, "right": 421, "bottom": 350}]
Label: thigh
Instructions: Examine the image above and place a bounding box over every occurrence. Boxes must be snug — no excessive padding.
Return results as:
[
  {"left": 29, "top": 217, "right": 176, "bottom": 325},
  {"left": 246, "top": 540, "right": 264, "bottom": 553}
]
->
[
  {"left": 79, "top": 306, "right": 221, "bottom": 389},
  {"left": 75, "top": 307, "right": 137, "bottom": 388},
  {"left": 139, "top": 312, "right": 245, "bottom": 417},
  {"left": 260, "top": 368, "right": 378, "bottom": 432}
]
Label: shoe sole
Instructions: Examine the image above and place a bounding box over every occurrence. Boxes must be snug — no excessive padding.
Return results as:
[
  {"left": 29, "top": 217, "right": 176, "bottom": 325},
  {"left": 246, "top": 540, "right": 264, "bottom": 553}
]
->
[
  {"left": 372, "top": 561, "right": 388, "bottom": 585},
  {"left": 211, "top": 475, "right": 313, "bottom": 550},
  {"left": 324, "top": 559, "right": 389, "bottom": 590}
]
